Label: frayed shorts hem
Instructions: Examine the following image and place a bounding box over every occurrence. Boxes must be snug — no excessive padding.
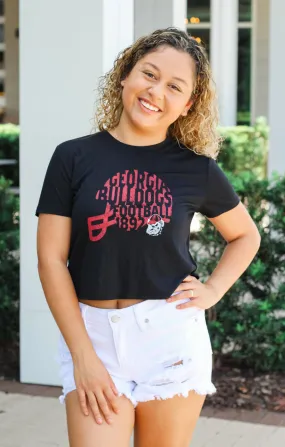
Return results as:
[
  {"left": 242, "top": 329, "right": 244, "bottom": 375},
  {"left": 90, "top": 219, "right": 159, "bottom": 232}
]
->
[{"left": 58, "top": 381, "right": 216, "bottom": 409}]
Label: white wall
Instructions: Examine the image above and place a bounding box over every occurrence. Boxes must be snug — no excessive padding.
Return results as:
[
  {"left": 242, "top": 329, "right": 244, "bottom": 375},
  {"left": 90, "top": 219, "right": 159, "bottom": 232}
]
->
[
  {"left": 134, "top": 0, "right": 186, "bottom": 40},
  {"left": 252, "top": 0, "right": 269, "bottom": 122},
  {"left": 211, "top": 0, "right": 238, "bottom": 126},
  {"left": 20, "top": 0, "right": 133, "bottom": 385},
  {"left": 5, "top": 0, "right": 19, "bottom": 124},
  {"left": 268, "top": 0, "right": 285, "bottom": 175}
]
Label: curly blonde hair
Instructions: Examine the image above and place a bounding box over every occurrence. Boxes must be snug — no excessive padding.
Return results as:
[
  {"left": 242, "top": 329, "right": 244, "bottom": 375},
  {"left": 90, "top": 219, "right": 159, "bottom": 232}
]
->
[{"left": 94, "top": 27, "right": 222, "bottom": 159}]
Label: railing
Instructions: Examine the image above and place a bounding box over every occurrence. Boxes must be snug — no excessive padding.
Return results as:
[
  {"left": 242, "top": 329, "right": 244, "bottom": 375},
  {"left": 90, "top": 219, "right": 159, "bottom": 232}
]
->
[{"left": 0, "top": 159, "right": 17, "bottom": 166}]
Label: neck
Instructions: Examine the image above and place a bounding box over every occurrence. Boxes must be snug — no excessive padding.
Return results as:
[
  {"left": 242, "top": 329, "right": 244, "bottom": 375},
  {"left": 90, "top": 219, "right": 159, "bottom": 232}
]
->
[{"left": 111, "top": 111, "right": 168, "bottom": 146}]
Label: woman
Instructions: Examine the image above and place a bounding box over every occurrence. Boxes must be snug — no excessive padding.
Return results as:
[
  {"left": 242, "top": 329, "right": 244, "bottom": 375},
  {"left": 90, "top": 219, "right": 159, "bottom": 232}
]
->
[{"left": 35, "top": 27, "right": 261, "bottom": 447}]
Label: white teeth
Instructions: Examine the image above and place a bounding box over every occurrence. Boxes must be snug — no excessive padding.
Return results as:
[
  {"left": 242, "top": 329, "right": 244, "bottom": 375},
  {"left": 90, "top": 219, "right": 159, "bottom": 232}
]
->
[{"left": 140, "top": 99, "right": 159, "bottom": 112}]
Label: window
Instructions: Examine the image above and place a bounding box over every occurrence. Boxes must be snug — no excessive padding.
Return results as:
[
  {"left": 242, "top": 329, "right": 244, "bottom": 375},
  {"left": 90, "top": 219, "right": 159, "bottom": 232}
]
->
[
  {"left": 237, "top": 28, "right": 251, "bottom": 125},
  {"left": 187, "top": 29, "right": 210, "bottom": 57},
  {"left": 239, "top": 0, "right": 252, "bottom": 22},
  {"left": 0, "top": 51, "right": 4, "bottom": 70},
  {"left": 0, "top": 0, "right": 5, "bottom": 121},
  {"left": 187, "top": 0, "right": 252, "bottom": 125},
  {"left": 186, "top": 0, "right": 210, "bottom": 57},
  {"left": 186, "top": 0, "right": 210, "bottom": 23},
  {"left": 0, "top": 24, "right": 4, "bottom": 43},
  {"left": 237, "top": 0, "right": 252, "bottom": 125}
]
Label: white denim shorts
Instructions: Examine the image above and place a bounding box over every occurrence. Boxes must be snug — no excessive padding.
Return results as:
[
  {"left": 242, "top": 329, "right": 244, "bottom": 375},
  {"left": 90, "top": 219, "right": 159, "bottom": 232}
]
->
[{"left": 55, "top": 293, "right": 216, "bottom": 408}]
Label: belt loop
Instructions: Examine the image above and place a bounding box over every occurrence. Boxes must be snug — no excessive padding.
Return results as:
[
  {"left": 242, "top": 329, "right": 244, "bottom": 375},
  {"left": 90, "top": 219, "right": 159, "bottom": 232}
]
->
[
  {"left": 132, "top": 304, "right": 146, "bottom": 332},
  {"left": 132, "top": 301, "right": 154, "bottom": 332}
]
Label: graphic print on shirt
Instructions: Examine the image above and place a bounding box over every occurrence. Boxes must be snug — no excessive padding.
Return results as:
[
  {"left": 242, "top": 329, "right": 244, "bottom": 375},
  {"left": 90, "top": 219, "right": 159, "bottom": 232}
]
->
[{"left": 87, "top": 169, "right": 173, "bottom": 241}]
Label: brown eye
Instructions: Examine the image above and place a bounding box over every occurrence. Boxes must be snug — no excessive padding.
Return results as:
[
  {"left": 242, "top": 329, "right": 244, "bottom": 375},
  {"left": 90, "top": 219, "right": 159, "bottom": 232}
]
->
[
  {"left": 170, "top": 84, "right": 181, "bottom": 92},
  {"left": 143, "top": 71, "right": 156, "bottom": 79}
]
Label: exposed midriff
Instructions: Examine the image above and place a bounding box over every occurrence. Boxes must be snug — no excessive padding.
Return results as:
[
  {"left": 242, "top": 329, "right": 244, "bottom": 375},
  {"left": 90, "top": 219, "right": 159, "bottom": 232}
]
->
[{"left": 78, "top": 298, "right": 145, "bottom": 310}]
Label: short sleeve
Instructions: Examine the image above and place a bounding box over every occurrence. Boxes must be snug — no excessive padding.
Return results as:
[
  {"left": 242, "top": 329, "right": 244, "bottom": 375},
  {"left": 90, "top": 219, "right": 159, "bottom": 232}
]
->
[
  {"left": 198, "top": 158, "right": 240, "bottom": 218},
  {"left": 35, "top": 143, "right": 74, "bottom": 217}
]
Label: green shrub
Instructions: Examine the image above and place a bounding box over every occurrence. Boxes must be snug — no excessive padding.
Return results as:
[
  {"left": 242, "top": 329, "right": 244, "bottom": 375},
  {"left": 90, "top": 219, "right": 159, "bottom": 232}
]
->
[
  {"left": 218, "top": 116, "right": 269, "bottom": 179},
  {"left": 0, "top": 124, "right": 20, "bottom": 187},
  {"left": 194, "top": 170, "right": 285, "bottom": 372},
  {"left": 0, "top": 176, "right": 19, "bottom": 344}
]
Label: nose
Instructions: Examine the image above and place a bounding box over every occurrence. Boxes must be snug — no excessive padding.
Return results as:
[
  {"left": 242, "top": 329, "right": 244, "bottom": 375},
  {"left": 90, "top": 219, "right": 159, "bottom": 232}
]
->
[{"left": 148, "top": 83, "right": 164, "bottom": 102}]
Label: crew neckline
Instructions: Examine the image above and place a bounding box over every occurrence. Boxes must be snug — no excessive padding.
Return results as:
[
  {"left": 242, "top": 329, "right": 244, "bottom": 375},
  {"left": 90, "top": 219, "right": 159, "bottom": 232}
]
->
[{"left": 104, "top": 130, "right": 173, "bottom": 151}]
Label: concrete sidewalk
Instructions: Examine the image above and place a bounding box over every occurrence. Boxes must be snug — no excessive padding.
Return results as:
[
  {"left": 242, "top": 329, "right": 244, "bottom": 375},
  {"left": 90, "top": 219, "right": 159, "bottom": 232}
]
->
[{"left": 0, "top": 391, "right": 285, "bottom": 447}]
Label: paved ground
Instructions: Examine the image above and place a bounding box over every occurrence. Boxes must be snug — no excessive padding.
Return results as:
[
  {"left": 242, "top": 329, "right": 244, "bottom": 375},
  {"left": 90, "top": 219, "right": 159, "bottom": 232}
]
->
[{"left": 0, "top": 382, "right": 285, "bottom": 446}]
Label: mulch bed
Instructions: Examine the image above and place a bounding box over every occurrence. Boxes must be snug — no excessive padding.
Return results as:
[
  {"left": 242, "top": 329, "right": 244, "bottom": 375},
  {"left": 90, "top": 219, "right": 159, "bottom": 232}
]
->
[
  {"left": 0, "top": 342, "right": 19, "bottom": 382},
  {"left": 1, "top": 343, "right": 285, "bottom": 413},
  {"left": 205, "top": 366, "right": 285, "bottom": 413}
]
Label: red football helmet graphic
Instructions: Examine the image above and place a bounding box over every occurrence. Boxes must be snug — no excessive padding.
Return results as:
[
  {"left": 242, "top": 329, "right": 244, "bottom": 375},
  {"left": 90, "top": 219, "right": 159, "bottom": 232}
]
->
[{"left": 88, "top": 169, "right": 172, "bottom": 242}]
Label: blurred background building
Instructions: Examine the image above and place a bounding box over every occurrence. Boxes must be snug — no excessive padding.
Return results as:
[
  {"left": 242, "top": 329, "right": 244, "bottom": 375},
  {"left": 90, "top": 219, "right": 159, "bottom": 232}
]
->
[
  {"left": 0, "top": 0, "right": 19, "bottom": 123},
  {"left": 0, "top": 0, "right": 276, "bottom": 128},
  {"left": 10, "top": 0, "right": 283, "bottom": 386}
]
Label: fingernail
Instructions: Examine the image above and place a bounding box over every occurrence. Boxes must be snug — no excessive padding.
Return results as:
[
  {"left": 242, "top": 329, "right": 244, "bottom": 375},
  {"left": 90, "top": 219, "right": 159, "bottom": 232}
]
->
[
  {"left": 97, "top": 418, "right": 103, "bottom": 424},
  {"left": 107, "top": 418, "right": 113, "bottom": 424}
]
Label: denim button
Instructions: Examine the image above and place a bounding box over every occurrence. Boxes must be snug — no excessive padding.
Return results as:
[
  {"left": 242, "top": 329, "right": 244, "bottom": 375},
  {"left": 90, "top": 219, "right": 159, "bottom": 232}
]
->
[{"left": 111, "top": 315, "right": 120, "bottom": 323}]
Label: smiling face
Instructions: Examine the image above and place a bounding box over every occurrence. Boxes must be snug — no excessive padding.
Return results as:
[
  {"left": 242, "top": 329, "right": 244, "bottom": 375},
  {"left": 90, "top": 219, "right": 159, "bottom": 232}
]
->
[{"left": 120, "top": 45, "right": 196, "bottom": 135}]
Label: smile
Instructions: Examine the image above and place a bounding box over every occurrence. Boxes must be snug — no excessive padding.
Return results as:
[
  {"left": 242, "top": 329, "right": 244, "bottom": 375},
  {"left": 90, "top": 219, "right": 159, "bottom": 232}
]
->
[{"left": 138, "top": 98, "right": 161, "bottom": 113}]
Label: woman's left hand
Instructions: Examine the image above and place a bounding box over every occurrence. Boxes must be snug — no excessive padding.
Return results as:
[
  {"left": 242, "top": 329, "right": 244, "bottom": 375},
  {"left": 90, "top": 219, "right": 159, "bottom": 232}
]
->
[{"left": 166, "top": 275, "right": 220, "bottom": 310}]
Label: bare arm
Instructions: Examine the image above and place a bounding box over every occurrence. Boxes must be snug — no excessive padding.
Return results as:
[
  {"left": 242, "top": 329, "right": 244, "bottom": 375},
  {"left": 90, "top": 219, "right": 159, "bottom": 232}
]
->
[
  {"left": 169, "top": 202, "right": 261, "bottom": 309},
  {"left": 36, "top": 214, "right": 120, "bottom": 423},
  {"left": 36, "top": 214, "right": 94, "bottom": 360},
  {"left": 204, "top": 201, "right": 261, "bottom": 302}
]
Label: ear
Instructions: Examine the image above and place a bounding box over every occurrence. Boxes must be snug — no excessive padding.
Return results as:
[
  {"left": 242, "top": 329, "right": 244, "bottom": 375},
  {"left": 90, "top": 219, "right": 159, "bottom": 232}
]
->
[
  {"left": 121, "top": 79, "right": 126, "bottom": 87},
  {"left": 181, "top": 99, "right": 193, "bottom": 117}
]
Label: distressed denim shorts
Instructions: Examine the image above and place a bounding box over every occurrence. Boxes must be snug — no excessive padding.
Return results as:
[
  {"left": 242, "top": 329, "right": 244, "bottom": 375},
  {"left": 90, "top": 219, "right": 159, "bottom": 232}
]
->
[{"left": 56, "top": 293, "right": 216, "bottom": 407}]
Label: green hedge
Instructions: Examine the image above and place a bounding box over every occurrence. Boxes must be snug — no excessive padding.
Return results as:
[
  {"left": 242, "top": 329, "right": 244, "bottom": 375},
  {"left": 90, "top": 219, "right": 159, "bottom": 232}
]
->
[
  {"left": 193, "top": 118, "right": 284, "bottom": 372},
  {"left": 0, "top": 124, "right": 20, "bottom": 187},
  {"left": 194, "top": 170, "right": 285, "bottom": 372},
  {"left": 218, "top": 116, "right": 269, "bottom": 179},
  {"left": 0, "top": 176, "right": 19, "bottom": 344},
  {"left": 1, "top": 118, "right": 284, "bottom": 374}
]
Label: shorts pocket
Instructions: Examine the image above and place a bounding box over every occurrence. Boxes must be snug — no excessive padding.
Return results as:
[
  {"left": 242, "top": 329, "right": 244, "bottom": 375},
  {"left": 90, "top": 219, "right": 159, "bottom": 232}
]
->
[
  {"left": 145, "top": 306, "right": 213, "bottom": 363},
  {"left": 190, "top": 312, "right": 213, "bottom": 355},
  {"left": 146, "top": 299, "right": 206, "bottom": 332},
  {"left": 136, "top": 310, "right": 213, "bottom": 385}
]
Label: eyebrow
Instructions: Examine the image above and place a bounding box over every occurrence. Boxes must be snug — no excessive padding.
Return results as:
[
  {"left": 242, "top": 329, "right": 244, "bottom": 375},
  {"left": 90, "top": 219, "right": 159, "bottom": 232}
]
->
[{"left": 142, "top": 62, "right": 189, "bottom": 86}]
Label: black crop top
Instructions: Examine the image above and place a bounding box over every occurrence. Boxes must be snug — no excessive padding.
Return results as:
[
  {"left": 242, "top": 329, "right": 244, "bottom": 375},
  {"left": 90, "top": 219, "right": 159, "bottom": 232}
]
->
[{"left": 35, "top": 130, "right": 240, "bottom": 300}]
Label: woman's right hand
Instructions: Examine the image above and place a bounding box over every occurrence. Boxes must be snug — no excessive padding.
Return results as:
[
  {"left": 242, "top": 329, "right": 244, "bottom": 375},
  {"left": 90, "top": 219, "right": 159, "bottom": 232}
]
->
[{"left": 72, "top": 348, "right": 120, "bottom": 425}]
